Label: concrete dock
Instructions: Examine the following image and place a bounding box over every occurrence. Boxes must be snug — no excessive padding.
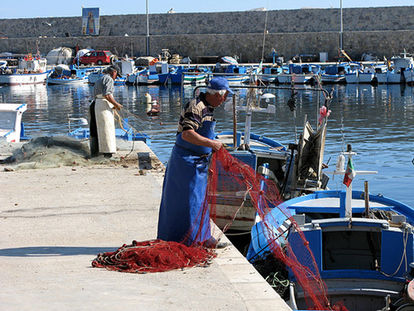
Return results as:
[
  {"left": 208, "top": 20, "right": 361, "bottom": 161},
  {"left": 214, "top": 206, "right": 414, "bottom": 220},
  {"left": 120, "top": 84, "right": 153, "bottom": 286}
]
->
[{"left": 0, "top": 140, "right": 291, "bottom": 311}]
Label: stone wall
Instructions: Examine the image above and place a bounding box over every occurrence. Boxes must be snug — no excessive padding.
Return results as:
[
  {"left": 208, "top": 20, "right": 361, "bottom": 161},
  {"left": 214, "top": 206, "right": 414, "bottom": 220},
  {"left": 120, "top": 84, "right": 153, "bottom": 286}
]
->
[{"left": 0, "top": 6, "right": 413, "bottom": 62}]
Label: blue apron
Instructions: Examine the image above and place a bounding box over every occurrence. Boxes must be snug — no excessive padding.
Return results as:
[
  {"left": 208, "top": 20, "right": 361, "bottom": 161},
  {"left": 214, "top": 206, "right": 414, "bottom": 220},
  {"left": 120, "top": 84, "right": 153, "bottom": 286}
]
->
[{"left": 157, "top": 121, "right": 216, "bottom": 246}]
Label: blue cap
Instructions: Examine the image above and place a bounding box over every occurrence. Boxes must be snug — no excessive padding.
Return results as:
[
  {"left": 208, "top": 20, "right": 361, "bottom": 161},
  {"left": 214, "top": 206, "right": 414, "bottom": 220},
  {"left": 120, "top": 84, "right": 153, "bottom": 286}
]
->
[{"left": 207, "top": 77, "right": 234, "bottom": 94}]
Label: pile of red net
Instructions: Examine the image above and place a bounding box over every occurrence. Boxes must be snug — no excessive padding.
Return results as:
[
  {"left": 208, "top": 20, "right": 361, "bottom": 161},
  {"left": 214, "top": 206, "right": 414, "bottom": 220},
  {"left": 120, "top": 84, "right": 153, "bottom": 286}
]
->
[{"left": 92, "top": 239, "right": 216, "bottom": 273}]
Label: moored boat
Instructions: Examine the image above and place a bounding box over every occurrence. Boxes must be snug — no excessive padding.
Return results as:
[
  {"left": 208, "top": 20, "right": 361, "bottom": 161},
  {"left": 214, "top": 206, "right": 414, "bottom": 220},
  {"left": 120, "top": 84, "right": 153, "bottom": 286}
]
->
[
  {"left": 0, "top": 103, "right": 27, "bottom": 142},
  {"left": 0, "top": 58, "right": 50, "bottom": 86},
  {"left": 246, "top": 147, "right": 414, "bottom": 311},
  {"left": 321, "top": 63, "right": 351, "bottom": 83},
  {"left": 209, "top": 85, "right": 330, "bottom": 232}
]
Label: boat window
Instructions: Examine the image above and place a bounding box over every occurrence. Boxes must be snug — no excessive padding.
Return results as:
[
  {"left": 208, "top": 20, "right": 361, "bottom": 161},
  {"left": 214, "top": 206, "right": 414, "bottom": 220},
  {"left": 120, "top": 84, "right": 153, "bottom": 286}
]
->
[
  {"left": 322, "top": 231, "right": 381, "bottom": 270},
  {"left": 0, "top": 111, "right": 17, "bottom": 130}
]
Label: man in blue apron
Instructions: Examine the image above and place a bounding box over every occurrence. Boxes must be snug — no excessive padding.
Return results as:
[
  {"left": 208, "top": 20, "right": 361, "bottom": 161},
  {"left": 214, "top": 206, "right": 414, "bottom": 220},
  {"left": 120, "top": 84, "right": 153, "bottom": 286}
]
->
[
  {"left": 157, "top": 77, "right": 233, "bottom": 247},
  {"left": 89, "top": 65, "right": 123, "bottom": 158}
]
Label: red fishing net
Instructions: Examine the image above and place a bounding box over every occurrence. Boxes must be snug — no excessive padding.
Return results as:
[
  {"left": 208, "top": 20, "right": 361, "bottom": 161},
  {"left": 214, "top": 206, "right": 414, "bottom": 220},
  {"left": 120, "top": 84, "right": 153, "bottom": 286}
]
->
[
  {"left": 207, "top": 148, "right": 333, "bottom": 310},
  {"left": 92, "top": 147, "right": 345, "bottom": 310},
  {"left": 92, "top": 239, "right": 216, "bottom": 273}
]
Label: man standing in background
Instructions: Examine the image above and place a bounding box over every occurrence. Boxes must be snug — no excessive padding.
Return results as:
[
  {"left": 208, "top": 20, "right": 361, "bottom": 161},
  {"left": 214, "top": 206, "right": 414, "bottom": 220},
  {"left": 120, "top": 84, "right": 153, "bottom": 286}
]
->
[{"left": 89, "top": 65, "right": 123, "bottom": 158}]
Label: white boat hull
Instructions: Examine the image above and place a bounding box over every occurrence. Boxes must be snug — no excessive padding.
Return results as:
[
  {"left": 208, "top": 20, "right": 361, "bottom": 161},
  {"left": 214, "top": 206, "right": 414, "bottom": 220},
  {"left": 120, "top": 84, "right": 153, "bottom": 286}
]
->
[
  {"left": 47, "top": 77, "right": 87, "bottom": 85},
  {"left": 321, "top": 74, "right": 345, "bottom": 83},
  {"left": 278, "top": 74, "right": 313, "bottom": 84},
  {"left": 0, "top": 72, "right": 49, "bottom": 85}
]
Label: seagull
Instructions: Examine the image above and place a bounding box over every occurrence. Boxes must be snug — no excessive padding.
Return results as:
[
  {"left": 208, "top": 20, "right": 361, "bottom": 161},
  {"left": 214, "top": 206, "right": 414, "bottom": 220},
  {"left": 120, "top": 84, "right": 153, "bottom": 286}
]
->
[
  {"left": 43, "top": 22, "right": 52, "bottom": 27},
  {"left": 167, "top": 8, "right": 175, "bottom": 14}
]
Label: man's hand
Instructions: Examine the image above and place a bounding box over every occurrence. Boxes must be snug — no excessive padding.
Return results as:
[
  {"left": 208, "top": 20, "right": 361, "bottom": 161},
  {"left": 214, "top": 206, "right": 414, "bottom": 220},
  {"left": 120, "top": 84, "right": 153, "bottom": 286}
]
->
[
  {"left": 210, "top": 140, "right": 223, "bottom": 152},
  {"left": 113, "top": 103, "right": 123, "bottom": 111}
]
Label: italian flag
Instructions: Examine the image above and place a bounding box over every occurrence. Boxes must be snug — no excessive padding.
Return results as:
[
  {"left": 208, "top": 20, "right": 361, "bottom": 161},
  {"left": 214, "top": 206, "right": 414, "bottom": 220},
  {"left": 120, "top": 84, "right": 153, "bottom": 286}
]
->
[{"left": 343, "top": 158, "right": 356, "bottom": 187}]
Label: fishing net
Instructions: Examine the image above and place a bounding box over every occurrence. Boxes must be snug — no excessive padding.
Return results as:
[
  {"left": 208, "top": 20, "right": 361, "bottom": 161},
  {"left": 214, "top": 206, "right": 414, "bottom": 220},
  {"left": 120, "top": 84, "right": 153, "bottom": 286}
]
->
[
  {"left": 91, "top": 147, "right": 345, "bottom": 310},
  {"left": 0, "top": 136, "right": 91, "bottom": 169},
  {"left": 92, "top": 240, "right": 216, "bottom": 273},
  {"left": 207, "top": 148, "right": 333, "bottom": 310}
]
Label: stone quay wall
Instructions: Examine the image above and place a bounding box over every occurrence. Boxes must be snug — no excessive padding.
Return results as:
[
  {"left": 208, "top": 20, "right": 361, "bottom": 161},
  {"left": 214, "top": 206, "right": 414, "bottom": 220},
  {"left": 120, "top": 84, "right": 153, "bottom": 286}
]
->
[{"left": 0, "top": 6, "right": 413, "bottom": 62}]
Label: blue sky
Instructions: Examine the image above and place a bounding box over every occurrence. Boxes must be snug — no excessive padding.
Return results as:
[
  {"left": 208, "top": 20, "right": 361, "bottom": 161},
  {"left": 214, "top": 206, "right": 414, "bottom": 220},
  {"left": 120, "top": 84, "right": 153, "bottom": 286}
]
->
[{"left": 4, "top": 0, "right": 413, "bottom": 18}]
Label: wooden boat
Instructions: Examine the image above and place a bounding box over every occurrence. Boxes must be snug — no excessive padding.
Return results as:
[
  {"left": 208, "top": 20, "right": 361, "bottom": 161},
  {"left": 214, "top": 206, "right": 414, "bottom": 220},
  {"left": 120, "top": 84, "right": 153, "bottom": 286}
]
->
[
  {"left": 211, "top": 85, "right": 330, "bottom": 232},
  {"left": 246, "top": 148, "right": 414, "bottom": 311}
]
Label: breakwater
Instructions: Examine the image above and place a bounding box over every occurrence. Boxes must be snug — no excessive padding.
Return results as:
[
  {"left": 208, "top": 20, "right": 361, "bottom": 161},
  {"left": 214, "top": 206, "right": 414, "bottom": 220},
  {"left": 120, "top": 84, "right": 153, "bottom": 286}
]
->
[{"left": 0, "top": 6, "right": 413, "bottom": 62}]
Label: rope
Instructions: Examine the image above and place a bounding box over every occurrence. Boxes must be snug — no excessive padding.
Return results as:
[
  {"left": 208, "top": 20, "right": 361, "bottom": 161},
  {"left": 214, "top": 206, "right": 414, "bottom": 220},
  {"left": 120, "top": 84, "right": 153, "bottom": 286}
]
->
[
  {"left": 380, "top": 227, "right": 409, "bottom": 278},
  {"left": 222, "top": 186, "right": 252, "bottom": 234},
  {"left": 266, "top": 271, "right": 290, "bottom": 288}
]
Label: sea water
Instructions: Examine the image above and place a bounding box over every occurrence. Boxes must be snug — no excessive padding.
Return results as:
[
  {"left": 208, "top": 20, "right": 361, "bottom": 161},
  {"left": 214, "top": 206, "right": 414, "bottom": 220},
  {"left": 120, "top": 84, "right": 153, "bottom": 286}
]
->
[{"left": 0, "top": 83, "right": 413, "bottom": 207}]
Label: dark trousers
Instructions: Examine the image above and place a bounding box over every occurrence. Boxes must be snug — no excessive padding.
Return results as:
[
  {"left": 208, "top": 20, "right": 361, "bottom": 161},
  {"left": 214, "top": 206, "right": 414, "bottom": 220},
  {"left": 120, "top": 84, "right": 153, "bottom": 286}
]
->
[{"left": 89, "top": 100, "right": 99, "bottom": 157}]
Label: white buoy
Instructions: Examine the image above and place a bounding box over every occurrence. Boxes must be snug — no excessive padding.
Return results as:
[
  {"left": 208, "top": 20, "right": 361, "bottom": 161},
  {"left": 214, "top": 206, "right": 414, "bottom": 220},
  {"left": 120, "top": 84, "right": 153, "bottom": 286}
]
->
[{"left": 145, "top": 93, "right": 152, "bottom": 104}]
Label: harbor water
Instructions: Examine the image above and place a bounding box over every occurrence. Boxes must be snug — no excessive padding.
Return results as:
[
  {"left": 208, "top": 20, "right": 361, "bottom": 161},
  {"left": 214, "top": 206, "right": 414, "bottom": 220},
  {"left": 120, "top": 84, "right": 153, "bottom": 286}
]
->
[{"left": 1, "top": 83, "right": 413, "bottom": 207}]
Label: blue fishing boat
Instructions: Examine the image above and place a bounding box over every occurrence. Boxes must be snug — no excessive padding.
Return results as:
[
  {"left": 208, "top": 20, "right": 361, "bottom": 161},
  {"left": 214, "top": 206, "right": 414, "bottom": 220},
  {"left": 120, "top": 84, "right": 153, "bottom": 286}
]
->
[
  {"left": 88, "top": 68, "right": 126, "bottom": 85},
  {"left": 210, "top": 85, "right": 330, "bottom": 231},
  {"left": 47, "top": 65, "right": 94, "bottom": 85},
  {"left": 169, "top": 66, "right": 209, "bottom": 85},
  {"left": 68, "top": 118, "right": 151, "bottom": 145},
  {"left": 221, "top": 64, "right": 250, "bottom": 85},
  {"left": 321, "top": 63, "right": 351, "bottom": 83},
  {"left": 260, "top": 65, "right": 284, "bottom": 84},
  {"left": 277, "top": 64, "right": 321, "bottom": 84},
  {"left": 246, "top": 148, "right": 414, "bottom": 311}
]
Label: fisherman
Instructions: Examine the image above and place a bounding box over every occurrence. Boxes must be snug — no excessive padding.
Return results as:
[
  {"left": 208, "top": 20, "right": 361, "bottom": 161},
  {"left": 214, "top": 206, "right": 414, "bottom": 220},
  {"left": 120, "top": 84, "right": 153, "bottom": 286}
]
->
[
  {"left": 157, "top": 77, "right": 233, "bottom": 248},
  {"left": 89, "top": 65, "right": 123, "bottom": 158}
]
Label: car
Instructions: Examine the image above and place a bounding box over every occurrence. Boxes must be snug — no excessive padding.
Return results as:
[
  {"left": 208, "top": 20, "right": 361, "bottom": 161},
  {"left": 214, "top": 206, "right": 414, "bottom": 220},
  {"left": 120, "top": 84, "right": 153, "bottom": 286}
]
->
[{"left": 79, "top": 50, "right": 115, "bottom": 65}]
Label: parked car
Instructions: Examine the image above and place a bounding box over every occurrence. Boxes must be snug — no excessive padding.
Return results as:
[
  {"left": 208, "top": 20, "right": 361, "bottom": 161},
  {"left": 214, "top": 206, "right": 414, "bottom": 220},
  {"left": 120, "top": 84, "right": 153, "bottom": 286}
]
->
[{"left": 79, "top": 50, "right": 116, "bottom": 65}]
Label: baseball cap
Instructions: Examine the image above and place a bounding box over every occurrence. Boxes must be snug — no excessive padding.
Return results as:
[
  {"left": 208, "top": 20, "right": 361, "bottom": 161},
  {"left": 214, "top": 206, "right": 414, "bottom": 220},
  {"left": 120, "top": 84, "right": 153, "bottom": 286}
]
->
[
  {"left": 207, "top": 77, "right": 234, "bottom": 94},
  {"left": 107, "top": 65, "right": 121, "bottom": 78}
]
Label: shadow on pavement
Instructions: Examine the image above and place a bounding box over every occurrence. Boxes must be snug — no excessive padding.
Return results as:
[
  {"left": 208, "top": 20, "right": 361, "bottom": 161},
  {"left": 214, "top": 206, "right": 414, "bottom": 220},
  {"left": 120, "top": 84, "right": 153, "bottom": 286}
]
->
[{"left": 0, "top": 246, "right": 117, "bottom": 257}]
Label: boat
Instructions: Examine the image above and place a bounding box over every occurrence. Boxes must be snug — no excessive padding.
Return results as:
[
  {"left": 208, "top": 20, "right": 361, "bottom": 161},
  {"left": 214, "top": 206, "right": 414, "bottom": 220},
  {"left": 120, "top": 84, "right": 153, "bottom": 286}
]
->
[
  {"left": 246, "top": 147, "right": 414, "bottom": 311},
  {"left": 345, "top": 63, "right": 376, "bottom": 84},
  {"left": 321, "top": 63, "right": 351, "bottom": 83},
  {"left": 88, "top": 68, "right": 126, "bottom": 85},
  {"left": 68, "top": 117, "right": 151, "bottom": 145},
  {"left": 259, "top": 65, "right": 284, "bottom": 84},
  {"left": 225, "top": 65, "right": 250, "bottom": 85},
  {"left": 136, "top": 61, "right": 169, "bottom": 85},
  {"left": 377, "top": 52, "right": 414, "bottom": 84},
  {"left": 169, "top": 66, "right": 208, "bottom": 85},
  {"left": 0, "top": 57, "right": 50, "bottom": 85},
  {"left": 210, "top": 85, "right": 330, "bottom": 231},
  {"left": 0, "top": 103, "right": 28, "bottom": 142},
  {"left": 277, "top": 64, "right": 321, "bottom": 84},
  {"left": 47, "top": 65, "right": 93, "bottom": 85}
]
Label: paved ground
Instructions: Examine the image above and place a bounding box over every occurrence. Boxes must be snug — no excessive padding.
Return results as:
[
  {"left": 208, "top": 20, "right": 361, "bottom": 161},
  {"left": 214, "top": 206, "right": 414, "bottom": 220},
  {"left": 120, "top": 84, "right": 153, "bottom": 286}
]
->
[{"left": 0, "top": 139, "right": 291, "bottom": 311}]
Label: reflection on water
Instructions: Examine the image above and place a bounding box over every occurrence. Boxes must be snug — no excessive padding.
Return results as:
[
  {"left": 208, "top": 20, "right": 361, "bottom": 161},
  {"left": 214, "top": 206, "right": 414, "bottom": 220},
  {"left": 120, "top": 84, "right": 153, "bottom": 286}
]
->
[{"left": 0, "top": 83, "right": 413, "bottom": 207}]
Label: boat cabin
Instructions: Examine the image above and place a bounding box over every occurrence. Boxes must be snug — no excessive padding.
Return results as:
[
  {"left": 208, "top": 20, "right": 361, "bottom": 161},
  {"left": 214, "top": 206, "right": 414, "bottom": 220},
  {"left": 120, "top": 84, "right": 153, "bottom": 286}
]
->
[{"left": 0, "top": 103, "right": 27, "bottom": 142}]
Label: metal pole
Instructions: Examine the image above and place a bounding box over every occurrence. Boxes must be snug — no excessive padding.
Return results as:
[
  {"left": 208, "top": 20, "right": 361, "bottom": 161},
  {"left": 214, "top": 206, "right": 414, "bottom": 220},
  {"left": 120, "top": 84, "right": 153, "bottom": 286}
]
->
[
  {"left": 340, "top": 0, "right": 343, "bottom": 51},
  {"left": 232, "top": 94, "right": 237, "bottom": 148},
  {"left": 146, "top": 0, "right": 150, "bottom": 55}
]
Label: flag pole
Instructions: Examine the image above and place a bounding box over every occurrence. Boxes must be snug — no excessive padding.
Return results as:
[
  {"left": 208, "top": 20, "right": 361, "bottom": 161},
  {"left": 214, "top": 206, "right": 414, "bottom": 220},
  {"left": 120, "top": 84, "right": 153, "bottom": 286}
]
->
[{"left": 343, "top": 144, "right": 355, "bottom": 218}]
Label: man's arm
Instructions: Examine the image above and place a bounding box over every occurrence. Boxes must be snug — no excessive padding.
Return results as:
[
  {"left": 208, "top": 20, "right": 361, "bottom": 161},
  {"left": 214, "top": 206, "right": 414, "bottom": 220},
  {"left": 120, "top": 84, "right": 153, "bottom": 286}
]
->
[
  {"left": 104, "top": 93, "right": 123, "bottom": 110},
  {"left": 181, "top": 129, "right": 222, "bottom": 152}
]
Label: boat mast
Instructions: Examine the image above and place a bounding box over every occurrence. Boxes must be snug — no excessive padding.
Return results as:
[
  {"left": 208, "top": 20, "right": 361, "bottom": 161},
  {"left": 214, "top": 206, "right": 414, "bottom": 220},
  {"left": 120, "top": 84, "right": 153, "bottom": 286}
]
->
[
  {"left": 146, "top": 0, "right": 150, "bottom": 55},
  {"left": 339, "top": 0, "right": 343, "bottom": 51}
]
